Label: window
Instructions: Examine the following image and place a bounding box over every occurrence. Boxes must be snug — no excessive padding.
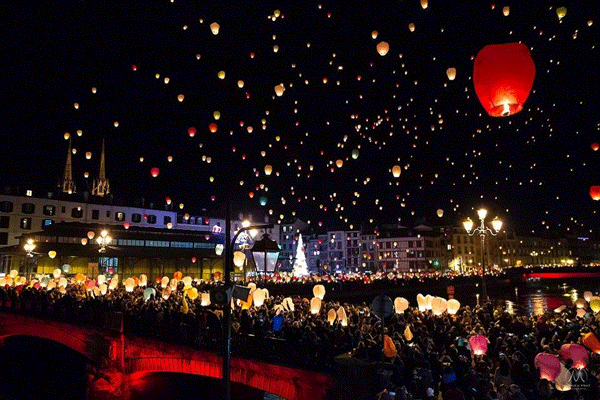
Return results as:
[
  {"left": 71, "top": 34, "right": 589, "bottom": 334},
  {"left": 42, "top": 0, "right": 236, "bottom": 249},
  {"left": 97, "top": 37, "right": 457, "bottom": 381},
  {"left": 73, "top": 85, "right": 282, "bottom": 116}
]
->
[
  {"left": 147, "top": 215, "right": 157, "bottom": 224},
  {"left": 61, "top": 206, "right": 66, "bottom": 213},
  {"left": 0, "top": 201, "right": 13, "bottom": 213},
  {"left": 171, "top": 241, "right": 193, "bottom": 248},
  {"left": 92, "top": 209, "right": 100, "bottom": 220},
  {"left": 99, "top": 257, "right": 119, "bottom": 267},
  {"left": 408, "top": 241, "right": 413, "bottom": 248},
  {"left": 0, "top": 216, "right": 9, "bottom": 229},
  {"left": 43, "top": 205, "right": 56, "bottom": 216},
  {"left": 132, "top": 213, "right": 141, "bottom": 223},
  {"left": 106, "top": 210, "right": 110, "bottom": 218},
  {"left": 22, "top": 203, "right": 35, "bottom": 214},
  {"left": 42, "top": 219, "right": 53, "bottom": 228},
  {"left": 115, "top": 212, "right": 126, "bottom": 222},
  {"left": 0, "top": 232, "right": 7, "bottom": 245},
  {"left": 163, "top": 216, "right": 172, "bottom": 225},
  {"left": 145, "top": 240, "right": 169, "bottom": 247},
  {"left": 20, "top": 218, "right": 32, "bottom": 230},
  {"left": 71, "top": 207, "right": 83, "bottom": 218}
]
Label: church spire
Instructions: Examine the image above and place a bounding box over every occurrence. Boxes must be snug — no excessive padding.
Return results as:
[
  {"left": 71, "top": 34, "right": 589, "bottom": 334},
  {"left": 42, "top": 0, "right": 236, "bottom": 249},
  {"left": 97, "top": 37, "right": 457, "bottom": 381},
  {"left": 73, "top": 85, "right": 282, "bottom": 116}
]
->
[
  {"left": 59, "top": 139, "right": 76, "bottom": 194},
  {"left": 92, "top": 138, "right": 110, "bottom": 197}
]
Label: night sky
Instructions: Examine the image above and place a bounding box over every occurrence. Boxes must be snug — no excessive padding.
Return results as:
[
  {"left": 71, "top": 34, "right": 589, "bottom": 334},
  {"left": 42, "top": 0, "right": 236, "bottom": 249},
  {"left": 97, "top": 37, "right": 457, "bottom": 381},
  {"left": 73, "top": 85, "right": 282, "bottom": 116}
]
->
[{"left": 0, "top": 1, "right": 599, "bottom": 235}]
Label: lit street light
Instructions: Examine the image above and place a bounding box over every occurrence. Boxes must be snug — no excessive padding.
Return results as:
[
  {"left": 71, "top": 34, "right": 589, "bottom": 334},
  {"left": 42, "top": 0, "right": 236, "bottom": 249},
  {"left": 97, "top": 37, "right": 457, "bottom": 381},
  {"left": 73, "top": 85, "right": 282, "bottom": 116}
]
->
[
  {"left": 463, "top": 209, "right": 502, "bottom": 300},
  {"left": 96, "top": 229, "right": 112, "bottom": 253}
]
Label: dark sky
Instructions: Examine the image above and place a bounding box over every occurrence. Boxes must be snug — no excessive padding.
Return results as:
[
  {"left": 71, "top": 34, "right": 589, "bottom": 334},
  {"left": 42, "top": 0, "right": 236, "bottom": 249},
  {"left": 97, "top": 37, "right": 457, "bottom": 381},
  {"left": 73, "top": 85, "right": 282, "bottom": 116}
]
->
[{"left": 0, "top": 1, "right": 599, "bottom": 235}]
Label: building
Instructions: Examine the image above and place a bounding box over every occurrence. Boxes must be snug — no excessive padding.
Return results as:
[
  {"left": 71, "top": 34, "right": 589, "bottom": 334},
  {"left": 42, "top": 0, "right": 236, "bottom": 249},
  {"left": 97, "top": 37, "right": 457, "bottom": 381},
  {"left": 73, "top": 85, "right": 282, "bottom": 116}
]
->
[
  {"left": 306, "top": 234, "right": 328, "bottom": 273},
  {"left": 376, "top": 225, "right": 446, "bottom": 272},
  {"left": 277, "top": 218, "right": 309, "bottom": 270},
  {"left": 360, "top": 233, "right": 377, "bottom": 272}
]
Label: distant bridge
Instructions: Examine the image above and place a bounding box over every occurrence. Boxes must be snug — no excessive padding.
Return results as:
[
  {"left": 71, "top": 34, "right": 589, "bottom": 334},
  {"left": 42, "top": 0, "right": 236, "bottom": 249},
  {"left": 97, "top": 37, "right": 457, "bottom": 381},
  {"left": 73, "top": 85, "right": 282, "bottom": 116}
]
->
[{"left": 0, "top": 313, "right": 333, "bottom": 400}]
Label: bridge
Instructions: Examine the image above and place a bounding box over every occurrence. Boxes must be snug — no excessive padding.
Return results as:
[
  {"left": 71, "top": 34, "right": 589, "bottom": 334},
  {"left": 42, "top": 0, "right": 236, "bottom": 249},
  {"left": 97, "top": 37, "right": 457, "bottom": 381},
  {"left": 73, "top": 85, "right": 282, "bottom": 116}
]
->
[{"left": 0, "top": 313, "right": 333, "bottom": 400}]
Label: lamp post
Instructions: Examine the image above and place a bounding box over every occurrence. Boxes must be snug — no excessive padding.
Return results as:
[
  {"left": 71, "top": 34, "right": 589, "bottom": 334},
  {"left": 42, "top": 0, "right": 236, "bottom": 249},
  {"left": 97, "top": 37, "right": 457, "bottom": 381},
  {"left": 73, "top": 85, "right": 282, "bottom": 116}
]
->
[
  {"left": 250, "top": 233, "right": 280, "bottom": 281},
  {"left": 96, "top": 229, "right": 112, "bottom": 253},
  {"left": 23, "top": 238, "right": 36, "bottom": 278},
  {"left": 222, "top": 221, "right": 274, "bottom": 400},
  {"left": 463, "top": 209, "right": 502, "bottom": 301}
]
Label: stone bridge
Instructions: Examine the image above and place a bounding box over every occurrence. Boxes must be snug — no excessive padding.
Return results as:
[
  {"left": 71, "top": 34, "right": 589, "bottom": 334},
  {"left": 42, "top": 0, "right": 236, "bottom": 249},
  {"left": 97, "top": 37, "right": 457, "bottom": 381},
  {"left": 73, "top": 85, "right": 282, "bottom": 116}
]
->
[{"left": 0, "top": 313, "right": 333, "bottom": 400}]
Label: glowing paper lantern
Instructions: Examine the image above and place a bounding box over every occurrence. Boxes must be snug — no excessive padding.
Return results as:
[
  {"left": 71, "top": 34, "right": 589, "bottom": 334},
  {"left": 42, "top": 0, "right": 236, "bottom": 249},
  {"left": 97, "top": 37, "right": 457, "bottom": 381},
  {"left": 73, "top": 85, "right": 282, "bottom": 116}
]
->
[
  {"left": 371, "top": 30, "right": 378, "bottom": 39},
  {"left": 253, "top": 289, "right": 266, "bottom": 307},
  {"left": 75, "top": 273, "right": 86, "bottom": 283},
  {"left": 125, "top": 277, "right": 135, "bottom": 292},
  {"left": 576, "top": 309, "right": 586, "bottom": 318},
  {"left": 162, "top": 287, "right": 171, "bottom": 300},
  {"left": 337, "top": 306, "right": 347, "bottom": 322},
  {"left": 408, "top": 22, "right": 415, "bottom": 32},
  {"left": 584, "top": 291, "right": 593, "bottom": 302},
  {"left": 310, "top": 297, "right": 321, "bottom": 314},
  {"left": 143, "top": 287, "right": 156, "bottom": 301},
  {"left": 431, "top": 297, "right": 447, "bottom": 316},
  {"left": 58, "top": 277, "right": 68, "bottom": 288},
  {"left": 560, "top": 344, "right": 588, "bottom": 369},
  {"left": 555, "top": 363, "right": 572, "bottom": 392},
  {"left": 233, "top": 251, "right": 246, "bottom": 268},
  {"left": 502, "top": 6, "right": 510, "bottom": 16},
  {"left": 173, "top": 271, "right": 183, "bottom": 280},
  {"left": 590, "top": 298, "right": 600, "bottom": 313},
  {"left": 336, "top": 159, "right": 343, "bottom": 168},
  {"left": 437, "top": 209, "right": 444, "bottom": 218},
  {"left": 534, "top": 353, "right": 561, "bottom": 381},
  {"left": 420, "top": 0, "right": 428, "bottom": 9},
  {"left": 313, "top": 284, "right": 326, "bottom": 300},
  {"left": 351, "top": 149, "right": 359, "bottom": 159},
  {"left": 274, "top": 84, "right": 285, "bottom": 97},
  {"left": 139, "top": 274, "right": 147, "bottom": 287},
  {"left": 591, "top": 186, "right": 600, "bottom": 201},
  {"left": 447, "top": 299, "right": 460, "bottom": 315},
  {"left": 575, "top": 298, "right": 587, "bottom": 308},
  {"left": 376, "top": 41, "right": 389, "bottom": 56},
  {"left": 469, "top": 334, "right": 488, "bottom": 356},
  {"left": 48, "top": 250, "right": 57, "bottom": 259},
  {"left": 9, "top": 270, "right": 17, "bottom": 278},
  {"left": 416, "top": 294, "right": 427, "bottom": 312},
  {"left": 217, "top": 71, "right": 225, "bottom": 80},
  {"left": 583, "top": 332, "right": 600, "bottom": 354},
  {"left": 210, "top": 22, "right": 220, "bottom": 35},
  {"left": 446, "top": 68, "right": 456, "bottom": 81},
  {"left": 87, "top": 231, "right": 95, "bottom": 240},
  {"left": 394, "top": 297, "right": 409, "bottom": 313},
  {"left": 283, "top": 297, "right": 294, "bottom": 311},
  {"left": 151, "top": 167, "right": 160, "bottom": 177},
  {"left": 473, "top": 43, "right": 536, "bottom": 117},
  {"left": 187, "top": 287, "right": 198, "bottom": 300},
  {"left": 425, "top": 294, "right": 433, "bottom": 310},
  {"left": 591, "top": 143, "right": 599, "bottom": 151},
  {"left": 99, "top": 284, "right": 107, "bottom": 295},
  {"left": 264, "top": 165, "right": 273, "bottom": 175},
  {"left": 556, "top": 7, "right": 567, "bottom": 20},
  {"left": 53, "top": 269, "right": 61, "bottom": 279},
  {"left": 161, "top": 276, "right": 169, "bottom": 289},
  {"left": 248, "top": 282, "right": 256, "bottom": 293},
  {"left": 404, "top": 324, "right": 413, "bottom": 341},
  {"left": 383, "top": 335, "right": 397, "bottom": 358},
  {"left": 392, "top": 165, "right": 401, "bottom": 178},
  {"left": 209, "top": 122, "right": 218, "bottom": 133},
  {"left": 182, "top": 276, "right": 192, "bottom": 287},
  {"left": 40, "top": 276, "right": 50, "bottom": 287},
  {"left": 327, "top": 309, "right": 337, "bottom": 325}
]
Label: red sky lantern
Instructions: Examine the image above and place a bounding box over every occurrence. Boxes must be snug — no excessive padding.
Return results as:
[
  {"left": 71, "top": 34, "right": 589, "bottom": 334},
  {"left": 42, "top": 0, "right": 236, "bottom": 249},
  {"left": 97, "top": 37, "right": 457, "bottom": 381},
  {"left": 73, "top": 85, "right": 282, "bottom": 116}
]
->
[
  {"left": 590, "top": 186, "right": 600, "bottom": 201},
  {"left": 151, "top": 167, "right": 160, "bottom": 177},
  {"left": 592, "top": 143, "right": 599, "bottom": 151},
  {"left": 123, "top": 222, "right": 130, "bottom": 229},
  {"left": 131, "top": 64, "right": 137, "bottom": 71},
  {"left": 209, "top": 122, "right": 218, "bottom": 133},
  {"left": 469, "top": 334, "right": 488, "bottom": 355},
  {"left": 188, "top": 127, "right": 196, "bottom": 137},
  {"left": 473, "top": 42, "right": 536, "bottom": 117}
]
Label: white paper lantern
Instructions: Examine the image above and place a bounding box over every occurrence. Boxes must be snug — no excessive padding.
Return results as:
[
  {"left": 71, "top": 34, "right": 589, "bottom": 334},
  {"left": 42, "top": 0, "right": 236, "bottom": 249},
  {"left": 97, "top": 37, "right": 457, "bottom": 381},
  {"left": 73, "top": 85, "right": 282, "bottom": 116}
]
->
[
  {"left": 283, "top": 297, "right": 294, "bottom": 311},
  {"left": 431, "top": 297, "right": 447, "bottom": 316},
  {"left": 310, "top": 297, "right": 321, "bottom": 314},
  {"left": 253, "top": 288, "right": 266, "bottom": 307},
  {"left": 182, "top": 276, "right": 193, "bottom": 287},
  {"left": 394, "top": 297, "right": 409, "bottom": 313},
  {"left": 313, "top": 284, "right": 326, "bottom": 300},
  {"left": 327, "top": 309, "right": 337, "bottom": 325},
  {"left": 425, "top": 294, "right": 433, "bottom": 310},
  {"left": 555, "top": 363, "right": 572, "bottom": 391},
  {"left": 201, "top": 292, "right": 211, "bottom": 306},
  {"left": 404, "top": 325, "right": 413, "bottom": 341},
  {"left": 447, "top": 299, "right": 460, "bottom": 315},
  {"left": 53, "top": 269, "right": 61, "bottom": 279},
  {"left": 161, "top": 276, "right": 169, "bottom": 288},
  {"left": 575, "top": 298, "right": 587, "bottom": 309},
  {"left": 58, "top": 277, "right": 68, "bottom": 288},
  {"left": 416, "top": 293, "right": 427, "bottom": 312},
  {"left": 97, "top": 275, "right": 106, "bottom": 285},
  {"left": 577, "top": 309, "right": 586, "bottom": 318},
  {"left": 584, "top": 291, "right": 593, "bottom": 302},
  {"left": 125, "top": 277, "right": 135, "bottom": 292},
  {"left": 139, "top": 274, "right": 147, "bottom": 287}
]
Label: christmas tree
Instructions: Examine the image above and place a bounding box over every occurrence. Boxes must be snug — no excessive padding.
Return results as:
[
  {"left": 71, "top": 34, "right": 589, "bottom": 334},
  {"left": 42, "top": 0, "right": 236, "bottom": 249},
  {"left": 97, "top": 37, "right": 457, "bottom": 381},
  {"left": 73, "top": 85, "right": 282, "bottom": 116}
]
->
[{"left": 293, "top": 233, "right": 309, "bottom": 277}]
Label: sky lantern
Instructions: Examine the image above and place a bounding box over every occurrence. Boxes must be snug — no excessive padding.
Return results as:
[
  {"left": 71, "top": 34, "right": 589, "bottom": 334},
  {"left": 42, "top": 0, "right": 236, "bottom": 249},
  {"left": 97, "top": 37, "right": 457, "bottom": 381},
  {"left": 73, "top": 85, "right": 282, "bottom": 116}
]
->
[
  {"left": 64, "top": 132, "right": 70, "bottom": 140},
  {"left": 313, "top": 284, "right": 326, "bottom": 300},
  {"left": 376, "top": 41, "right": 389, "bottom": 56},
  {"left": 48, "top": 250, "right": 57, "bottom": 259},
  {"left": 274, "top": 83, "right": 285, "bottom": 96},
  {"left": 556, "top": 7, "right": 567, "bottom": 20},
  {"left": 392, "top": 165, "right": 401, "bottom": 178},
  {"left": 259, "top": 196, "right": 268, "bottom": 206},
  {"left": 217, "top": 70, "right": 226, "bottom": 79},
  {"left": 237, "top": 80, "right": 244, "bottom": 88},
  {"left": 351, "top": 149, "right": 359, "bottom": 159},
  {"left": 85, "top": 151, "right": 92, "bottom": 159},
  {"left": 151, "top": 167, "right": 160, "bottom": 177},
  {"left": 446, "top": 67, "right": 456, "bottom": 80},
  {"left": 469, "top": 334, "right": 488, "bottom": 356},
  {"left": 420, "top": 0, "right": 428, "bottom": 9},
  {"left": 590, "top": 186, "right": 600, "bottom": 201},
  {"left": 473, "top": 42, "right": 536, "bottom": 117},
  {"left": 446, "top": 299, "right": 460, "bottom": 314},
  {"left": 264, "top": 164, "right": 273, "bottom": 175},
  {"left": 535, "top": 353, "right": 561, "bottom": 381},
  {"left": 408, "top": 22, "right": 415, "bottom": 32},
  {"left": 123, "top": 222, "right": 130, "bottom": 229},
  {"left": 560, "top": 344, "right": 588, "bottom": 369},
  {"left": 165, "top": 196, "right": 172, "bottom": 205},
  {"left": 336, "top": 159, "right": 343, "bottom": 168},
  {"left": 592, "top": 143, "right": 599, "bottom": 151},
  {"left": 310, "top": 297, "right": 321, "bottom": 314},
  {"left": 437, "top": 209, "right": 444, "bottom": 218},
  {"left": 583, "top": 332, "right": 600, "bottom": 354},
  {"left": 209, "top": 122, "right": 218, "bottom": 133},
  {"left": 394, "top": 297, "right": 409, "bottom": 313},
  {"left": 502, "top": 6, "right": 510, "bottom": 16},
  {"left": 177, "top": 94, "right": 185, "bottom": 102},
  {"left": 210, "top": 22, "right": 220, "bottom": 35},
  {"left": 371, "top": 30, "right": 378, "bottom": 39},
  {"left": 213, "top": 110, "right": 221, "bottom": 120}
]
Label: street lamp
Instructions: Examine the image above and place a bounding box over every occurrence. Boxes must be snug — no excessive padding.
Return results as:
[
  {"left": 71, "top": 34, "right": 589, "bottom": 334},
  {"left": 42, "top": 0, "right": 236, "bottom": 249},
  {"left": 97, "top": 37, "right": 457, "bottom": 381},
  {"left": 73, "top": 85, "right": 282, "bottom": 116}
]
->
[
  {"left": 251, "top": 233, "right": 280, "bottom": 280},
  {"left": 96, "top": 229, "right": 112, "bottom": 253},
  {"left": 23, "top": 239, "right": 36, "bottom": 278},
  {"left": 463, "top": 209, "right": 502, "bottom": 300}
]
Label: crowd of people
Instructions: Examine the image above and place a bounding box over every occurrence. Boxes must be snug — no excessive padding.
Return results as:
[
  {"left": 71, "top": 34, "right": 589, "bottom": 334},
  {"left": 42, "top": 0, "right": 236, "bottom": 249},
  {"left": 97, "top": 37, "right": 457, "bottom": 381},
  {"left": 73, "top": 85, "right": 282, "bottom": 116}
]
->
[{"left": 1, "top": 270, "right": 599, "bottom": 400}]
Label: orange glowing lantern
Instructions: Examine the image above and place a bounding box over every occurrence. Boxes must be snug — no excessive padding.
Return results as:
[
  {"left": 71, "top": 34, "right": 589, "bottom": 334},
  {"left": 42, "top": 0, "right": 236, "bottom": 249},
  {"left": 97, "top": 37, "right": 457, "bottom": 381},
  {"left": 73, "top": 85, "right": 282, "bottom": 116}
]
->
[
  {"left": 583, "top": 332, "right": 600, "bottom": 354},
  {"left": 473, "top": 43, "right": 536, "bottom": 117},
  {"left": 590, "top": 186, "right": 600, "bottom": 201},
  {"left": 209, "top": 123, "right": 218, "bottom": 133},
  {"left": 592, "top": 143, "right": 599, "bottom": 151},
  {"left": 151, "top": 167, "right": 160, "bottom": 177}
]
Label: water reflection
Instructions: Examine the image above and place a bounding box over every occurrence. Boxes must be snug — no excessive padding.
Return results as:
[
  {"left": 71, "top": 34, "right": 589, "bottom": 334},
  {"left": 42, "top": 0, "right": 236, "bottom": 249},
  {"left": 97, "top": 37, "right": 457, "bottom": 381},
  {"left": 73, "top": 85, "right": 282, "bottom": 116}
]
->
[{"left": 509, "top": 282, "right": 592, "bottom": 316}]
